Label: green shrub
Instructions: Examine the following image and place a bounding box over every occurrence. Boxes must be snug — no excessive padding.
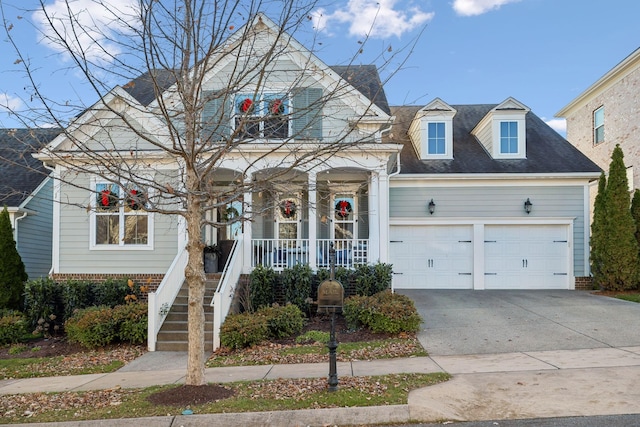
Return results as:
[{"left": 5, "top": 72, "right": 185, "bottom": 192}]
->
[
  {"left": 220, "top": 304, "right": 306, "bottom": 349},
  {"left": 0, "top": 207, "right": 27, "bottom": 311},
  {"left": 65, "top": 306, "right": 118, "bottom": 348},
  {"left": 353, "top": 263, "right": 392, "bottom": 296},
  {"left": 249, "top": 265, "right": 276, "bottom": 312},
  {"left": 93, "top": 278, "right": 135, "bottom": 307},
  {"left": 281, "top": 264, "right": 312, "bottom": 314},
  {"left": 23, "top": 277, "right": 64, "bottom": 334},
  {"left": 62, "top": 280, "right": 96, "bottom": 320},
  {"left": 220, "top": 311, "right": 269, "bottom": 349},
  {"left": 0, "top": 310, "right": 29, "bottom": 345},
  {"left": 112, "top": 302, "right": 148, "bottom": 344},
  {"left": 261, "top": 304, "right": 305, "bottom": 339},
  {"left": 343, "top": 291, "right": 421, "bottom": 334}
]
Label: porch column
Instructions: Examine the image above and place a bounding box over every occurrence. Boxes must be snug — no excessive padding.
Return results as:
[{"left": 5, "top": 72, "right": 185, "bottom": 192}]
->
[
  {"left": 378, "top": 169, "right": 389, "bottom": 263},
  {"left": 243, "top": 175, "right": 253, "bottom": 274},
  {"left": 368, "top": 172, "right": 380, "bottom": 262},
  {"left": 308, "top": 172, "right": 317, "bottom": 270}
]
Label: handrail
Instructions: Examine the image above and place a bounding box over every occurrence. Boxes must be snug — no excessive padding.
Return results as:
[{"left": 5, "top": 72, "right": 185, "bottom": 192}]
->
[
  {"left": 211, "top": 237, "right": 243, "bottom": 350},
  {"left": 147, "top": 246, "right": 188, "bottom": 351}
]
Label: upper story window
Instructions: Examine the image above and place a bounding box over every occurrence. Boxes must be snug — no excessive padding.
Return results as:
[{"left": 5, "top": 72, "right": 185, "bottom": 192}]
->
[
  {"left": 500, "top": 121, "right": 518, "bottom": 154},
  {"left": 594, "top": 106, "right": 604, "bottom": 145},
  {"left": 91, "top": 182, "right": 152, "bottom": 249},
  {"left": 408, "top": 98, "right": 456, "bottom": 160},
  {"left": 234, "top": 94, "right": 289, "bottom": 139},
  {"left": 427, "top": 122, "right": 446, "bottom": 155}
]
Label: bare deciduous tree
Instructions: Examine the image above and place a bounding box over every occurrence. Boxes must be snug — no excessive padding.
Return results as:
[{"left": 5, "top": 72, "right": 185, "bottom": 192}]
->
[{"left": 1, "top": 0, "right": 422, "bottom": 385}]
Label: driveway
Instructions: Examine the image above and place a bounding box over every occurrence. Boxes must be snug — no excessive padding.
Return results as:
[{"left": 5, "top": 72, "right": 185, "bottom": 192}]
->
[{"left": 397, "top": 289, "right": 640, "bottom": 356}]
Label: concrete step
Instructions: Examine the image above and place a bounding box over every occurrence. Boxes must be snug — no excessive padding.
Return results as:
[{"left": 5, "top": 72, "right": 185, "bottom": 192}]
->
[{"left": 155, "top": 341, "right": 214, "bottom": 352}]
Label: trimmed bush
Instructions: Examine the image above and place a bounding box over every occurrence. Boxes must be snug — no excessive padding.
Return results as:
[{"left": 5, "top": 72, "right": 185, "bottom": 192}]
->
[
  {"left": 249, "top": 265, "right": 276, "bottom": 312},
  {"left": 343, "top": 290, "right": 421, "bottom": 334},
  {"left": 281, "top": 264, "right": 312, "bottom": 314},
  {"left": 23, "top": 277, "right": 64, "bottom": 335},
  {"left": 220, "top": 303, "right": 306, "bottom": 349},
  {"left": 112, "top": 302, "right": 148, "bottom": 344},
  {"left": 354, "top": 263, "right": 392, "bottom": 296},
  {"left": 62, "top": 280, "right": 96, "bottom": 320},
  {"left": 0, "top": 310, "right": 29, "bottom": 345},
  {"left": 261, "top": 304, "right": 305, "bottom": 339},
  {"left": 220, "top": 311, "right": 269, "bottom": 349},
  {"left": 65, "top": 305, "right": 118, "bottom": 348},
  {"left": 94, "top": 278, "right": 134, "bottom": 307}
]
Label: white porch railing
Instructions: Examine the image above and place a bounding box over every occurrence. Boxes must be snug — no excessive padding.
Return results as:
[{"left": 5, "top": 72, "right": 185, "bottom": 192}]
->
[
  {"left": 147, "top": 246, "right": 187, "bottom": 351},
  {"left": 211, "top": 237, "right": 242, "bottom": 351},
  {"left": 250, "top": 238, "right": 369, "bottom": 270}
]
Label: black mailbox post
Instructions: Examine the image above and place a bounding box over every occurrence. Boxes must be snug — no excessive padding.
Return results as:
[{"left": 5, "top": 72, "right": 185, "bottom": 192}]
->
[{"left": 317, "top": 244, "right": 344, "bottom": 391}]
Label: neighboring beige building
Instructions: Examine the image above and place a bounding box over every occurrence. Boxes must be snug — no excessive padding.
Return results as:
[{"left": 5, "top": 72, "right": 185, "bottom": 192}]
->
[{"left": 557, "top": 47, "right": 640, "bottom": 192}]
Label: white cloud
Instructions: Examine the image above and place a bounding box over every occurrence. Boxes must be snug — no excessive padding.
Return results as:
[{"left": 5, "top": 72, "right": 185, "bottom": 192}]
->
[
  {"left": 312, "top": 0, "right": 434, "bottom": 39},
  {"left": 0, "top": 94, "right": 23, "bottom": 113},
  {"left": 545, "top": 118, "right": 566, "bottom": 135},
  {"left": 34, "top": 0, "right": 139, "bottom": 64},
  {"left": 453, "top": 0, "right": 521, "bottom": 16}
]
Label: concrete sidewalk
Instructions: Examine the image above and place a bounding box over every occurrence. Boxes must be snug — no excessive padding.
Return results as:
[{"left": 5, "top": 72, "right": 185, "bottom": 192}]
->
[{"left": 3, "top": 346, "right": 640, "bottom": 426}]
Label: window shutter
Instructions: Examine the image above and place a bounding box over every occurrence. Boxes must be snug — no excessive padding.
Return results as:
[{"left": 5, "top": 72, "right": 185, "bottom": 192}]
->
[
  {"left": 201, "top": 91, "right": 231, "bottom": 142},
  {"left": 292, "top": 87, "right": 323, "bottom": 140}
]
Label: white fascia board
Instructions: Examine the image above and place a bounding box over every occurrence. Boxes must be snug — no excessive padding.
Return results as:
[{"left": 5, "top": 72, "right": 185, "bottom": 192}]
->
[
  {"left": 557, "top": 47, "right": 640, "bottom": 118},
  {"left": 18, "top": 174, "right": 52, "bottom": 210},
  {"left": 390, "top": 173, "right": 601, "bottom": 186}
]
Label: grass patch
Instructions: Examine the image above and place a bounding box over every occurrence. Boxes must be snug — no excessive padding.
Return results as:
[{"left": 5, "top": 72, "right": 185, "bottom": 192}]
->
[
  {"left": 615, "top": 293, "right": 640, "bottom": 303},
  {"left": 0, "top": 357, "right": 125, "bottom": 379},
  {"left": 0, "top": 373, "right": 450, "bottom": 424}
]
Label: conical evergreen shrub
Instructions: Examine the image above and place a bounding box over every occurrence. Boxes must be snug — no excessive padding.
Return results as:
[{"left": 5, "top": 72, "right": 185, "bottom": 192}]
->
[{"left": 0, "top": 206, "right": 28, "bottom": 310}]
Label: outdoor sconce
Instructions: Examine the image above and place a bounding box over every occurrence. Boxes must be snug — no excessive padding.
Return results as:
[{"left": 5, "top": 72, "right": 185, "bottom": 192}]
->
[
  {"left": 524, "top": 198, "right": 532, "bottom": 214},
  {"left": 428, "top": 199, "right": 436, "bottom": 215}
]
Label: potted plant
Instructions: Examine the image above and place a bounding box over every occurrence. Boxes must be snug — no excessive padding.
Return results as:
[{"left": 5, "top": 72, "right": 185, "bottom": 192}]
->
[{"left": 203, "top": 244, "right": 222, "bottom": 273}]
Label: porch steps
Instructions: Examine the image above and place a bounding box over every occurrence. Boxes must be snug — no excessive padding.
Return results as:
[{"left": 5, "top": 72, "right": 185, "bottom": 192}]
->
[{"left": 155, "top": 274, "right": 220, "bottom": 352}]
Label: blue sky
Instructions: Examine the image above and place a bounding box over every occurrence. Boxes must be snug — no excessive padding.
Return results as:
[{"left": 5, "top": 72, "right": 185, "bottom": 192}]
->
[{"left": 2, "top": 0, "right": 640, "bottom": 136}]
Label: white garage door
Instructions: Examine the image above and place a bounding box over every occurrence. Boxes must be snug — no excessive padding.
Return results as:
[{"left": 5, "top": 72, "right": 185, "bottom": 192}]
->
[
  {"left": 484, "top": 225, "right": 570, "bottom": 290},
  {"left": 390, "top": 225, "right": 473, "bottom": 289}
]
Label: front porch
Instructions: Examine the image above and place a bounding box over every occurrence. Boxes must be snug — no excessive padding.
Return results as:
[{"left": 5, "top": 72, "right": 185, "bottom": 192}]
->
[{"left": 250, "top": 238, "right": 369, "bottom": 270}]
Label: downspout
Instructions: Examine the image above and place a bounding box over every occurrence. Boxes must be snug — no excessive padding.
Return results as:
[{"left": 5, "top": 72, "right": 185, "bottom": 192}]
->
[
  {"left": 42, "top": 162, "right": 56, "bottom": 276},
  {"left": 13, "top": 211, "right": 28, "bottom": 249}
]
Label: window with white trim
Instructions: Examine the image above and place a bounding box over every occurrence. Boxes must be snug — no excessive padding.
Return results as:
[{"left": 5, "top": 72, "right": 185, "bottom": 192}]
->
[
  {"left": 92, "top": 182, "right": 151, "bottom": 248},
  {"left": 500, "top": 121, "right": 518, "bottom": 154},
  {"left": 332, "top": 194, "right": 356, "bottom": 242},
  {"left": 427, "top": 122, "right": 446, "bottom": 155},
  {"left": 594, "top": 106, "right": 604, "bottom": 145},
  {"left": 234, "top": 94, "right": 289, "bottom": 139}
]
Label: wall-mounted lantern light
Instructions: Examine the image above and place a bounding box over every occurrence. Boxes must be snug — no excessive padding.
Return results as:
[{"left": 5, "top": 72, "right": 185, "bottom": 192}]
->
[
  {"left": 524, "top": 198, "right": 533, "bottom": 214},
  {"left": 428, "top": 199, "right": 436, "bottom": 215}
]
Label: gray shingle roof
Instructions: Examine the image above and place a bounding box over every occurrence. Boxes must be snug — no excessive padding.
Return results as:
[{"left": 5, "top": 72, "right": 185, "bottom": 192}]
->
[
  {"left": 0, "top": 128, "right": 62, "bottom": 206},
  {"left": 123, "top": 66, "right": 391, "bottom": 115},
  {"left": 390, "top": 104, "right": 602, "bottom": 175}
]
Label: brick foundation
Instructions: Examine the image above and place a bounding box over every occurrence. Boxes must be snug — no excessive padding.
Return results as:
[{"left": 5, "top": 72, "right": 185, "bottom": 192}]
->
[
  {"left": 50, "top": 273, "right": 165, "bottom": 293},
  {"left": 574, "top": 276, "right": 594, "bottom": 290}
]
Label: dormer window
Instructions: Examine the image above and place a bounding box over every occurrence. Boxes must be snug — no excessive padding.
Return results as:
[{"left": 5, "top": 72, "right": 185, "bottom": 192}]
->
[
  {"left": 500, "top": 121, "right": 518, "bottom": 154},
  {"left": 408, "top": 98, "right": 456, "bottom": 160},
  {"left": 428, "top": 122, "right": 446, "bottom": 155},
  {"left": 472, "top": 97, "right": 529, "bottom": 160}
]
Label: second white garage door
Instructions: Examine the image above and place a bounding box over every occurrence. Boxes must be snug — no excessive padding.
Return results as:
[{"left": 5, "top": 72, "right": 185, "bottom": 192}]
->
[
  {"left": 484, "top": 225, "right": 570, "bottom": 289},
  {"left": 390, "top": 225, "right": 473, "bottom": 289}
]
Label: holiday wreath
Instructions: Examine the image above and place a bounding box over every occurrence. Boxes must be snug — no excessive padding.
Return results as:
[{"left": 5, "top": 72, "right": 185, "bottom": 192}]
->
[
  {"left": 335, "top": 200, "right": 352, "bottom": 219},
  {"left": 280, "top": 199, "right": 297, "bottom": 219},
  {"left": 238, "top": 97, "right": 254, "bottom": 113},
  {"left": 268, "top": 98, "right": 285, "bottom": 115},
  {"left": 98, "top": 188, "right": 118, "bottom": 209}
]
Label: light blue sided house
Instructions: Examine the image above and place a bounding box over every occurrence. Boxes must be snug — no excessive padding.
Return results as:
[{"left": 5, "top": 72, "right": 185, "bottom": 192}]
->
[
  {"left": 33, "top": 15, "right": 601, "bottom": 351},
  {"left": 0, "top": 129, "right": 60, "bottom": 279}
]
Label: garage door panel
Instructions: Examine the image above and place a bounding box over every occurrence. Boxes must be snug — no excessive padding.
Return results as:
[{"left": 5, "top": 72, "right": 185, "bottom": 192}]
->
[
  {"left": 390, "top": 225, "right": 473, "bottom": 289},
  {"left": 484, "top": 225, "right": 569, "bottom": 290}
]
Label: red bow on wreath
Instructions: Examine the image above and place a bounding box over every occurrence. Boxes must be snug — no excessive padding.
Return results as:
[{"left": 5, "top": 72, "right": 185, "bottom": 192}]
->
[
  {"left": 284, "top": 200, "right": 292, "bottom": 215},
  {"left": 239, "top": 98, "right": 253, "bottom": 113},
  {"left": 336, "top": 200, "right": 352, "bottom": 218},
  {"left": 269, "top": 99, "right": 283, "bottom": 115},
  {"left": 100, "top": 190, "right": 111, "bottom": 207}
]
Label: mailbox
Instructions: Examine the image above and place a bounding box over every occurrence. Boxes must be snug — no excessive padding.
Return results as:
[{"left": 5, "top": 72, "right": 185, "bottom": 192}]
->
[{"left": 317, "top": 279, "right": 344, "bottom": 313}]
